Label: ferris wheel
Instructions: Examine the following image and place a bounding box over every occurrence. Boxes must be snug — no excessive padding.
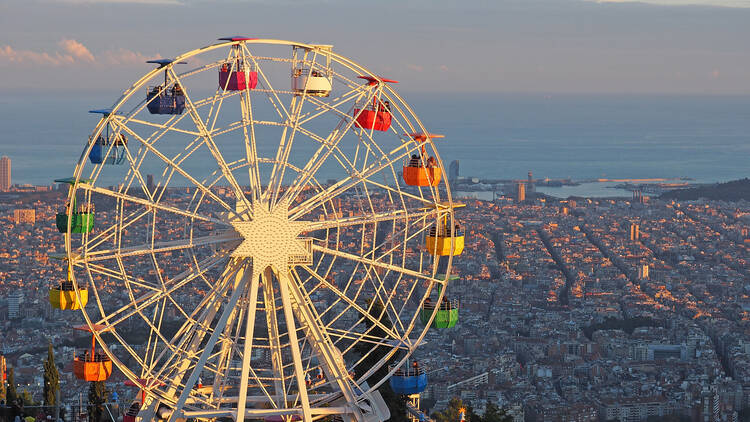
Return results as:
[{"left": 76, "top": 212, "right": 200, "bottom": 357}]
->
[{"left": 54, "top": 37, "right": 465, "bottom": 422}]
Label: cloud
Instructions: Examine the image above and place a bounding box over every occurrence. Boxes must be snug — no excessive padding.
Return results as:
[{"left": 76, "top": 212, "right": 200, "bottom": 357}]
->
[
  {"left": 0, "top": 39, "right": 159, "bottom": 67},
  {"left": 58, "top": 39, "right": 95, "bottom": 62},
  {"left": 406, "top": 64, "right": 424, "bottom": 72},
  {"left": 102, "top": 48, "right": 162, "bottom": 65},
  {"left": 588, "top": 0, "right": 750, "bottom": 7},
  {"left": 0, "top": 45, "right": 73, "bottom": 66}
]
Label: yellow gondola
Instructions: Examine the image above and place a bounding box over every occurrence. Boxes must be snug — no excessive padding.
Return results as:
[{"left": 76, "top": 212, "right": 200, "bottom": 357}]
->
[{"left": 49, "top": 264, "right": 88, "bottom": 310}]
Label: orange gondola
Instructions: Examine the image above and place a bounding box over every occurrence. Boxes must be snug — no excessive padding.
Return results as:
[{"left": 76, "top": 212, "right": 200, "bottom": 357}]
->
[
  {"left": 72, "top": 324, "right": 112, "bottom": 382},
  {"left": 403, "top": 133, "right": 444, "bottom": 187}
]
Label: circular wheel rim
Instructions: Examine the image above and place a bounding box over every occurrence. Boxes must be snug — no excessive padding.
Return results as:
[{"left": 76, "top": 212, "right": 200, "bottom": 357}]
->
[{"left": 61, "top": 38, "right": 460, "bottom": 421}]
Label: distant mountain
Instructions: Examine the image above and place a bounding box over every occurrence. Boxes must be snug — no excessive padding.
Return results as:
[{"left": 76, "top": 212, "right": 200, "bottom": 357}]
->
[{"left": 661, "top": 178, "right": 750, "bottom": 201}]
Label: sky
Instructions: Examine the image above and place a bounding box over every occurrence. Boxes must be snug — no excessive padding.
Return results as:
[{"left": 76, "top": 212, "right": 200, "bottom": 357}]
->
[{"left": 1, "top": 0, "right": 749, "bottom": 94}]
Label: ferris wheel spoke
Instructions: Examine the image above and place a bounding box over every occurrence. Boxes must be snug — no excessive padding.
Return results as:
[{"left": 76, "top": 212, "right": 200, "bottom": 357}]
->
[
  {"left": 274, "top": 268, "right": 313, "bottom": 421},
  {"left": 127, "top": 117, "right": 201, "bottom": 137},
  {"left": 304, "top": 208, "right": 435, "bottom": 232},
  {"left": 83, "top": 261, "right": 161, "bottom": 292},
  {"left": 280, "top": 97, "right": 374, "bottom": 206},
  {"left": 77, "top": 183, "right": 227, "bottom": 226},
  {"left": 242, "top": 45, "right": 291, "bottom": 121},
  {"left": 289, "top": 143, "right": 416, "bottom": 220},
  {"left": 265, "top": 77, "right": 319, "bottom": 206},
  {"left": 93, "top": 250, "right": 232, "bottom": 329},
  {"left": 286, "top": 268, "right": 365, "bottom": 408},
  {"left": 311, "top": 244, "right": 434, "bottom": 284},
  {"left": 145, "top": 261, "right": 241, "bottom": 381},
  {"left": 80, "top": 206, "right": 150, "bottom": 255},
  {"left": 262, "top": 266, "right": 288, "bottom": 408},
  {"left": 236, "top": 267, "right": 262, "bottom": 421},
  {"left": 169, "top": 68, "right": 253, "bottom": 215},
  {"left": 361, "top": 177, "right": 443, "bottom": 208},
  {"left": 361, "top": 262, "right": 408, "bottom": 336},
  {"left": 238, "top": 79, "right": 262, "bottom": 202},
  {"left": 296, "top": 266, "right": 401, "bottom": 340},
  {"left": 82, "top": 232, "right": 240, "bottom": 263},
  {"left": 297, "top": 85, "right": 369, "bottom": 126},
  {"left": 111, "top": 119, "right": 238, "bottom": 217}
]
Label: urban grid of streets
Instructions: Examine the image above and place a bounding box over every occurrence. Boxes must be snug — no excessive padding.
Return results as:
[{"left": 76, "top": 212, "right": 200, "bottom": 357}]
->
[{"left": 2, "top": 186, "right": 750, "bottom": 421}]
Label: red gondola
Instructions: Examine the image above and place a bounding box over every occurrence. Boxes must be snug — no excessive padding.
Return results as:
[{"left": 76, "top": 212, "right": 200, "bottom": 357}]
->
[{"left": 354, "top": 76, "right": 399, "bottom": 132}]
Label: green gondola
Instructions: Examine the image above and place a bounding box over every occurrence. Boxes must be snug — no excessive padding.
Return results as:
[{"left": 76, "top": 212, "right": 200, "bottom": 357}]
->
[
  {"left": 420, "top": 275, "right": 459, "bottom": 329},
  {"left": 55, "top": 177, "right": 95, "bottom": 234}
]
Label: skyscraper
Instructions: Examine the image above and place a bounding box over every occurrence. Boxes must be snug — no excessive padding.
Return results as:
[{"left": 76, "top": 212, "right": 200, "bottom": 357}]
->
[
  {"left": 527, "top": 171, "right": 534, "bottom": 194},
  {"left": 630, "top": 223, "right": 640, "bottom": 241},
  {"left": 0, "top": 156, "right": 10, "bottom": 192},
  {"left": 517, "top": 182, "right": 526, "bottom": 202},
  {"left": 449, "top": 160, "right": 460, "bottom": 185}
]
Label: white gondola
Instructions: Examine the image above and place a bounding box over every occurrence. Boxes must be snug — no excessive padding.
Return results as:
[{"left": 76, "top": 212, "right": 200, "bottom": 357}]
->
[{"left": 291, "top": 44, "right": 333, "bottom": 97}]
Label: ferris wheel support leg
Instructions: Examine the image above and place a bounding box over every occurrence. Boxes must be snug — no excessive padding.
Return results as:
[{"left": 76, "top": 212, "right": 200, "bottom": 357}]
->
[
  {"left": 236, "top": 268, "right": 262, "bottom": 422},
  {"left": 167, "top": 260, "right": 253, "bottom": 422},
  {"left": 286, "top": 269, "right": 365, "bottom": 422},
  {"left": 276, "top": 268, "right": 313, "bottom": 422},
  {"left": 135, "top": 259, "right": 242, "bottom": 422},
  {"left": 264, "top": 266, "right": 288, "bottom": 407}
]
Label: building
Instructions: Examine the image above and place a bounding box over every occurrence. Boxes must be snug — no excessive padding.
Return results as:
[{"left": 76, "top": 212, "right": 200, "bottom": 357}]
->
[
  {"left": 147, "top": 174, "right": 155, "bottom": 192},
  {"left": 632, "top": 189, "right": 644, "bottom": 204},
  {"left": 517, "top": 182, "right": 526, "bottom": 203},
  {"left": 7, "top": 291, "right": 23, "bottom": 319},
  {"left": 629, "top": 223, "right": 639, "bottom": 241},
  {"left": 638, "top": 264, "right": 649, "bottom": 280},
  {"left": 0, "top": 156, "right": 10, "bottom": 192},
  {"left": 527, "top": 171, "right": 534, "bottom": 194},
  {"left": 449, "top": 160, "right": 460, "bottom": 185},
  {"left": 600, "top": 397, "right": 671, "bottom": 421},
  {"left": 13, "top": 208, "right": 36, "bottom": 224}
]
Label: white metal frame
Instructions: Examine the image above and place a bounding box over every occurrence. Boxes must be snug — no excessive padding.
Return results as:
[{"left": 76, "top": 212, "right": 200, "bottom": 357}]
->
[{"left": 60, "top": 38, "right": 460, "bottom": 422}]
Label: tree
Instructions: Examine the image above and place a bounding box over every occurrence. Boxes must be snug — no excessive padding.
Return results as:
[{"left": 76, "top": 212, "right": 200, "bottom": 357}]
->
[
  {"left": 6, "top": 367, "right": 17, "bottom": 406},
  {"left": 20, "top": 389, "right": 35, "bottom": 406},
  {"left": 432, "top": 398, "right": 473, "bottom": 422},
  {"left": 88, "top": 381, "right": 108, "bottom": 422},
  {"left": 482, "top": 403, "right": 513, "bottom": 422},
  {"left": 43, "top": 343, "right": 60, "bottom": 406},
  {"left": 0, "top": 370, "right": 5, "bottom": 403},
  {"left": 353, "top": 299, "right": 408, "bottom": 422}
]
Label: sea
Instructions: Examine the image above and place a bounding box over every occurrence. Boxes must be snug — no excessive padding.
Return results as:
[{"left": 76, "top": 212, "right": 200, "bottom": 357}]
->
[{"left": 1, "top": 91, "right": 749, "bottom": 198}]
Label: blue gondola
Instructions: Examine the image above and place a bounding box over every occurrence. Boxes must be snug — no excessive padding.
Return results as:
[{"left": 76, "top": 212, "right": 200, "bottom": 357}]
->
[
  {"left": 145, "top": 59, "right": 186, "bottom": 115},
  {"left": 88, "top": 109, "right": 127, "bottom": 165},
  {"left": 389, "top": 363, "right": 427, "bottom": 395},
  {"left": 88, "top": 135, "right": 126, "bottom": 165}
]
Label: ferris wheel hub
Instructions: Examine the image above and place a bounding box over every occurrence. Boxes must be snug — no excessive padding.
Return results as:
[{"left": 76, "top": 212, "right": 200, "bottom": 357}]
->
[{"left": 230, "top": 200, "right": 311, "bottom": 269}]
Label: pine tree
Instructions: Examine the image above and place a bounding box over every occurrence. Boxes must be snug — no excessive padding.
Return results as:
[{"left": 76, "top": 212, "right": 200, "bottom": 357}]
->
[
  {"left": 88, "top": 381, "right": 109, "bottom": 422},
  {"left": 0, "top": 370, "right": 6, "bottom": 403},
  {"left": 43, "top": 343, "right": 60, "bottom": 406},
  {"left": 6, "top": 367, "right": 17, "bottom": 405}
]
